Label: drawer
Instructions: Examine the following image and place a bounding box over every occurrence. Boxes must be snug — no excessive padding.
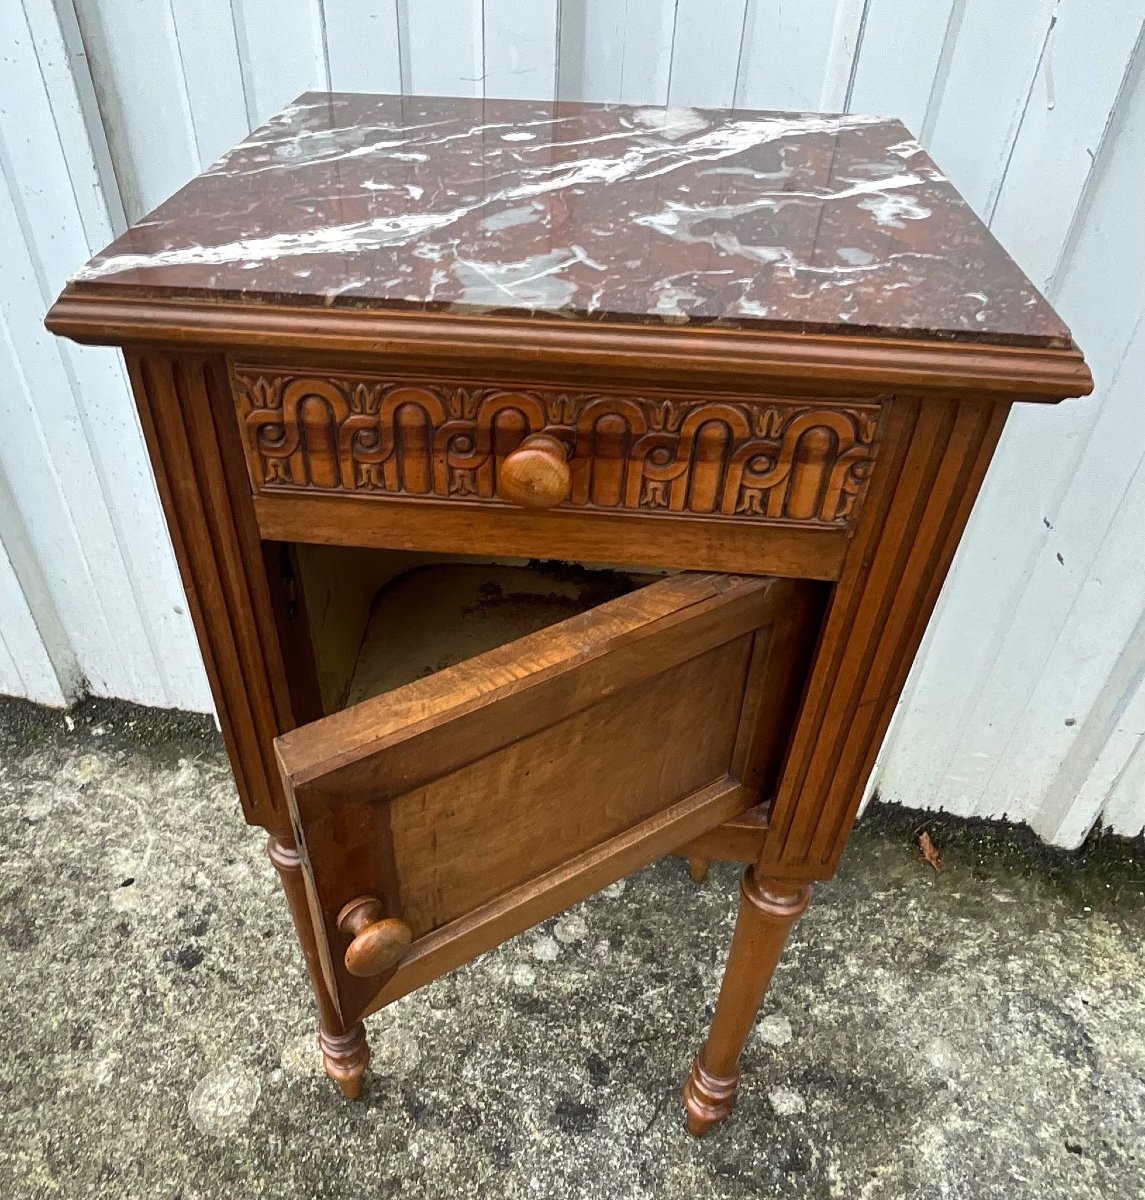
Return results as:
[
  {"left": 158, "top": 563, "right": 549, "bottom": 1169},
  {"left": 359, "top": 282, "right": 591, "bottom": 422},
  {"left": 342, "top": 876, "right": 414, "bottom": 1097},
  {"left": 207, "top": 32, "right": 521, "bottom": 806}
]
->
[
  {"left": 274, "top": 564, "right": 821, "bottom": 1026},
  {"left": 232, "top": 363, "right": 882, "bottom": 530}
]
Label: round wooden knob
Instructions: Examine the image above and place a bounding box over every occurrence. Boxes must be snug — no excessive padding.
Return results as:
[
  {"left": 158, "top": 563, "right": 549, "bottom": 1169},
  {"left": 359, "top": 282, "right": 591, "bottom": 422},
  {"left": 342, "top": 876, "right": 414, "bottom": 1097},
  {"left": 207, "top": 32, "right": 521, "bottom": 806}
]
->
[
  {"left": 337, "top": 896, "right": 412, "bottom": 978},
  {"left": 498, "top": 434, "right": 571, "bottom": 509}
]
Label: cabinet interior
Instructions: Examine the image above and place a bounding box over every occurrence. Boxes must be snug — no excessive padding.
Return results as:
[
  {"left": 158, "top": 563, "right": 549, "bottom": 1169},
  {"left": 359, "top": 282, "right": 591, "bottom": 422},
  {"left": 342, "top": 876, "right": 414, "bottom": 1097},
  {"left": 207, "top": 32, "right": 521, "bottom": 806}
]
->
[{"left": 291, "top": 545, "right": 670, "bottom": 716}]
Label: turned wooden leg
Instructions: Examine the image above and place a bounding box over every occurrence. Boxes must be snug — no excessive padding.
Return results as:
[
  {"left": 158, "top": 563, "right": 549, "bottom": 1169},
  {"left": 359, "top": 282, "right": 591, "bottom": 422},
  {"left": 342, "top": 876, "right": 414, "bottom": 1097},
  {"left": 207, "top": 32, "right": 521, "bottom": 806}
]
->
[
  {"left": 316, "top": 1024, "right": 370, "bottom": 1100},
  {"left": 687, "top": 856, "right": 712, "bottom": 884},
  {"left": 684, "top": 867, "right": 812, "bottom": 1136},
  {"left": 267, "top": 835, "right": 371, "bottom": 1099}
]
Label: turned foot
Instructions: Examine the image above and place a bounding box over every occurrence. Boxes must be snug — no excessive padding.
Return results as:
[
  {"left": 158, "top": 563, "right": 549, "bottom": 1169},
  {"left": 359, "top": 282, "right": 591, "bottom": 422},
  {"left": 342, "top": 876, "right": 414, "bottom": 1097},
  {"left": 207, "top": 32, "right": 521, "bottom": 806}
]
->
[
  {"left": 683, "top": 1056, "right": 739, "bottom": 1135},
  {"left": 683, "top": 867, "right": 812, "bottom": 1136},
  {"left": 318, "top": 1022, "right": 370, "bottom": 1099},
  {"left": 266, "top": 835, "right": 373, "bottom": 1101},
  {"left": 687, "top": 856, "right": 712, "bottom": 885}
]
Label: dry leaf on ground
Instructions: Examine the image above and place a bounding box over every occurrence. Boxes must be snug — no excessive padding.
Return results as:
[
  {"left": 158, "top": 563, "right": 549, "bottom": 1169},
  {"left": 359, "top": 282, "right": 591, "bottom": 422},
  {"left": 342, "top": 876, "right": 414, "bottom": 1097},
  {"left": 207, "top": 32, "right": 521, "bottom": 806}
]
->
[{"left": 918, "top": 830, "right": 944, "bottom": 872}]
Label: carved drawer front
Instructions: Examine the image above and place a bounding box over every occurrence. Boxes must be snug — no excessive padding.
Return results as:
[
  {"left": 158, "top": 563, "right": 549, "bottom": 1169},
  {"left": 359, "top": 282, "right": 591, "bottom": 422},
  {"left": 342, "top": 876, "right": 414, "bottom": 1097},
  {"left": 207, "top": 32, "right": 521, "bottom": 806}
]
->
[
  {"left": 275, "top": 571, "right": 819, "bottom": 1027},
  {"left": 233, "top": 365, "right": 882, "bottom": 529}
]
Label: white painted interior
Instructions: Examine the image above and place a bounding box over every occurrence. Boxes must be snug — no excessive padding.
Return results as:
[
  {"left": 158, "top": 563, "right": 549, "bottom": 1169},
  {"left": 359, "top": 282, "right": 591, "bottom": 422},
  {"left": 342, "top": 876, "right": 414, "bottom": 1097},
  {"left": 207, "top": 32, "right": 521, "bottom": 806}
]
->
[{"left": 0, "top": 0, "right": 1141, "bottom": 845}]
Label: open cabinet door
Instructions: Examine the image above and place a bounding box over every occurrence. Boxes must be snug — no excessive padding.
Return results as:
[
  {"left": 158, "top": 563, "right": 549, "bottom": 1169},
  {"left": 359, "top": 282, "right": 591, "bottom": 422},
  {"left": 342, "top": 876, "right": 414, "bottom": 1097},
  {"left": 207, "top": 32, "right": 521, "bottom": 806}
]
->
[{"left": 275, "top": 572, "right": 817, "bottom": 1027}]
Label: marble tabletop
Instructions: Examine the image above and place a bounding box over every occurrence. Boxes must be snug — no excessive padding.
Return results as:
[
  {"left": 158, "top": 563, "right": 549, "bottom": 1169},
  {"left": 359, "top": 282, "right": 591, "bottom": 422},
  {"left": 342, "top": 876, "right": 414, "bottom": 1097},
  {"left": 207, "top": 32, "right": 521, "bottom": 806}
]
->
[{"left": 70, "top": 92, "right": 1071, "bottom": 348}]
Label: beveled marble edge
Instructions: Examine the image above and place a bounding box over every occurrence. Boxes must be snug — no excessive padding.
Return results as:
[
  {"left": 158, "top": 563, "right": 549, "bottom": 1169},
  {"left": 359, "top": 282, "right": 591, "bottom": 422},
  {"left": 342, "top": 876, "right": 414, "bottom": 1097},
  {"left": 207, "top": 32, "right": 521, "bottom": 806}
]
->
[{"left": 45, "top": 288, "right": 1093, "bottom": 402}]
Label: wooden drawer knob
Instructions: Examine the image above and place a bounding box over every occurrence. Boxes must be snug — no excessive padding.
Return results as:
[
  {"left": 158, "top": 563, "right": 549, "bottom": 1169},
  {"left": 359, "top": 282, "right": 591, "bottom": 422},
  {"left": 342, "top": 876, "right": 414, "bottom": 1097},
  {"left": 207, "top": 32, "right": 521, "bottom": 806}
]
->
[
  {"left": 498, "top": 434, "right": 571, "bottom": 509},
  {"left": 337, "top": 896, "right": 412, "bottom": 978}
]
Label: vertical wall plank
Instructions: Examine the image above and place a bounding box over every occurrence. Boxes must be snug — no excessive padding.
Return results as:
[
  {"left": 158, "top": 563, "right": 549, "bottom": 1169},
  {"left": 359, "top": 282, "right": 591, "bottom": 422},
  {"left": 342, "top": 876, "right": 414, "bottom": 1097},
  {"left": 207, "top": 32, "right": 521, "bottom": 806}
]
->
[
  {"left": 990, "top": 8, "right": 1145, "bottom": 287},
  {"left": 555, "top": 0, "right": 589, "bottom": 101},
  {"left": 736, "top": 0, "right": 862, "bottom": 112},
  {"left": 924, "top": 0, "right": 1058, "bottom": 216},
  {"left": 669, "top": 0, "right": 749, "bottom": 108},
  {"left": 0, "top": 550, "right": 65, "bottom": 705},
  {"left": 615, "top": 0, "right": 678, "bottom": 105},
  {"left": 24, "top": 0, "right": 125, "bottom": 237},
  {"left": 70, "top": 0, "right": 201, "bottom": 219},
  {"left": 400, "top": 0, "right": 484, "bottom": 97},
  {"left": 168, "top": 0, "right": 252, "bottom": 163},
  {"left": 818, "top": 0, "right": 870, "bottom": 110},
  {"left": 0, "top": 0, "right": 211, "bottom": 710},
  {"left": 560, "top": 0, "right": 624, "bottom": 101},
  {"left": 0, "top": 198, "right": 139, "bottom": 701},
  {"left": 957, "top": 39, "right": 1145, "bottom": 843},
  {"left": 232, "top": 0, "right": 328, "bottom": 125},
  {"left": 846, "top": 0, "right": 958, "bottom": 129},
  {"left": 874, "top": 50, "right": 1145, "bottom": 845},
  {"left": 1099, "top": 681, "right": 1145, "bottom": 837},
  {"left": 0, "top": 572, "right": 46, "bottom": 703},
  {"left": 484, "top": 0, "right": 560, "bottom": 100},
  {"left": 1021, "top": 450, "right": 1145, "bottom": 846},
  {"left": 560, "top": 0, "right": 676, "bottom": 105},
  {"left": 0, "top": 473, "right": 70, "bottom": 707},
  {"left": 324, "top": 0, "right": 403, "bottom": 93}
]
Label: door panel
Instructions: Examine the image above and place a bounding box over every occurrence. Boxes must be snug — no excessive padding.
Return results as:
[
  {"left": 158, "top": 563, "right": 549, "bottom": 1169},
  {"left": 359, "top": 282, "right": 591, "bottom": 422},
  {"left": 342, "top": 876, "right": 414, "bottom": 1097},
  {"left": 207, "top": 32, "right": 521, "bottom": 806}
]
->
[
  {"left": 389, "top": 633, "right": 750, "bottom": 935},
  {"left": 276, "top": 571, "right": 819, "bottom": 1025}
]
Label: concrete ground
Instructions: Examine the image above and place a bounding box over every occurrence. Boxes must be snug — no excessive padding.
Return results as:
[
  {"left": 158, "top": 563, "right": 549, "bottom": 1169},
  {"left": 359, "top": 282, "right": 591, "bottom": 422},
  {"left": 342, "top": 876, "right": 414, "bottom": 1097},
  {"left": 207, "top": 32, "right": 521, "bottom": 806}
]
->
[{"left": 1, "top": 697, "right": 1143, "bottom": 1200}]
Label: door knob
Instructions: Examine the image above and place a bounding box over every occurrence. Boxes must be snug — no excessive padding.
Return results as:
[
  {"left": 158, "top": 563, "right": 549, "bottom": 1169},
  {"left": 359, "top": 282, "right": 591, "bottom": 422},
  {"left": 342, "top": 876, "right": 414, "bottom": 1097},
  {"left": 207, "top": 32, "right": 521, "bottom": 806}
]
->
[
  {"left": 337, "top": 896, "right": 413, "bottom": 977},
  {"left": 498, "top": 434, "right": 571, "bottom": 509}
]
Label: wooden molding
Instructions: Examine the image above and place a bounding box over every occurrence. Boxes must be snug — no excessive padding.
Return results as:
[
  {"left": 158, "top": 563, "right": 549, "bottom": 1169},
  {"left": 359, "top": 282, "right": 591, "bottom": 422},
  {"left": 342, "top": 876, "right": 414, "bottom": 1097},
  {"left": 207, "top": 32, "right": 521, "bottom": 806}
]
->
[
  {"left": 674, "top": 805, "right": 771, "bottom": 864},
  {"left": 364, "top": 778, "right": 754, "bottom": 1018},
  {"left": 253, "top": 492, "right": 849, "bottom": 580},
  {"left": 46, "top": 291, "right": 1093, "bottom": 401}
]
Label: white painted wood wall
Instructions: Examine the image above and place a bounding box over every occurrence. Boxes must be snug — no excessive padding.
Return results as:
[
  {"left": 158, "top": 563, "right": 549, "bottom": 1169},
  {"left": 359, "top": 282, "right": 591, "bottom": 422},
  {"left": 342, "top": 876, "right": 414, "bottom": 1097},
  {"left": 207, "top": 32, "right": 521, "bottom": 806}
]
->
[{"left": 2, "top": 0, "right": 1142, "bottom": 847}]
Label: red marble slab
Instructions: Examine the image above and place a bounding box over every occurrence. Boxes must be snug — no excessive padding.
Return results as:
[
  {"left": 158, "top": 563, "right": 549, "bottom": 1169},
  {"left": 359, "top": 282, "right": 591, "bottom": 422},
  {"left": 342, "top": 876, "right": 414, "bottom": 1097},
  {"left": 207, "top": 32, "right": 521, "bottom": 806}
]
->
[{"left": 70, "top": 92, "right": 1073, "bottom": 348}]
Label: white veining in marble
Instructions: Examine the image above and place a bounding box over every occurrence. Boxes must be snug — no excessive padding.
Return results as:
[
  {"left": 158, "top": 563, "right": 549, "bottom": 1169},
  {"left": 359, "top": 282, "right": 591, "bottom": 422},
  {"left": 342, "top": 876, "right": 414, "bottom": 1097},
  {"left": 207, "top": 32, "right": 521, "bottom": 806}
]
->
[
  {"left": 453, "top": 250, "right": 584, "bottom": 309},
  {"left": 76, "top": 111, "right": 926, "bottom": 282},
  {"left": 68, "top": 93, "right": 1069, "bottom": 344},
  {"left": 857, "top": 192, "right": 932, "bottom": 227}
]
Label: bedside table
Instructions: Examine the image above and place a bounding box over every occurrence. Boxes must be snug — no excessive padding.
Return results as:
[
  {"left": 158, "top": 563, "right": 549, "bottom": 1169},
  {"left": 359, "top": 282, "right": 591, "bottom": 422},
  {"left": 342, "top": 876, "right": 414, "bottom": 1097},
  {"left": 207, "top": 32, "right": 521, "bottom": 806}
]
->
[{"left": 46, "top": 92, "right": 1090, "bottom": 1135}]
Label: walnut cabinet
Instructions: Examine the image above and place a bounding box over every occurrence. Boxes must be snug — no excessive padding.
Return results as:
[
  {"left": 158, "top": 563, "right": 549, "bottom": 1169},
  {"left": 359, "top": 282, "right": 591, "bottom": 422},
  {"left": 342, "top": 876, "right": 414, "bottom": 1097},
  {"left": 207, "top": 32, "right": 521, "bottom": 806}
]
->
[{"left": 47, "top": 92, "right": 1091, "bottom": 1135}]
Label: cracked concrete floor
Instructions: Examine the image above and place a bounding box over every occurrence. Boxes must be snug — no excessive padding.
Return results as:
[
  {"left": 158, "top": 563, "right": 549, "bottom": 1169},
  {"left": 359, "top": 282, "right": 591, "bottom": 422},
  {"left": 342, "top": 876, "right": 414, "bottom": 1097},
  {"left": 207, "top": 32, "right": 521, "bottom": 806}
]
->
[{"left": 1, "top": 697, "right": 1143, "bottom": 1199}]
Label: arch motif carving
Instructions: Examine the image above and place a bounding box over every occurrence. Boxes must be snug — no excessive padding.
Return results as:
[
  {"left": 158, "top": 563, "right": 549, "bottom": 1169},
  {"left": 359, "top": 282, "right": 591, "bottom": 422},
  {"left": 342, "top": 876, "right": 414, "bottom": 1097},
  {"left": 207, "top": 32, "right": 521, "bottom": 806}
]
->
[{"left": 233, "top": 366, "right": 883, "bottom": 527}]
